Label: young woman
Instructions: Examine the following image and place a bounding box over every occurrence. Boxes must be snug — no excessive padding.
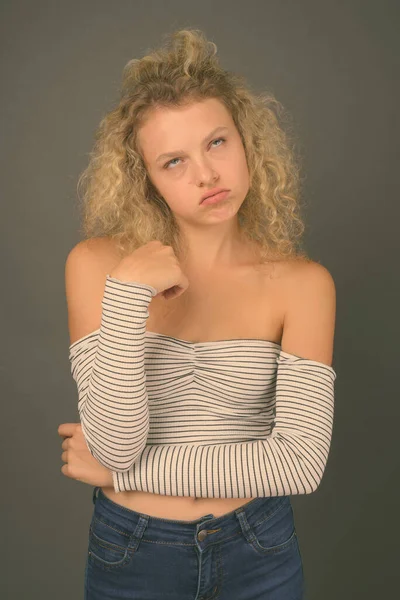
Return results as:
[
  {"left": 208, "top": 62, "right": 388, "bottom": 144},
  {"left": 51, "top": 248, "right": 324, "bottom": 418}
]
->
[{"left": 60, "top": 28, "right": 336, "bottom": 600}]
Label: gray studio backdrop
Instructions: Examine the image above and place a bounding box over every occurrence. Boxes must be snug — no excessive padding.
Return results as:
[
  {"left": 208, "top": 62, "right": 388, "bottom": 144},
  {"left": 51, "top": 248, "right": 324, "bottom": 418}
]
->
[{"left": 1, "top": 1, "right": 399, "bottom": 598}]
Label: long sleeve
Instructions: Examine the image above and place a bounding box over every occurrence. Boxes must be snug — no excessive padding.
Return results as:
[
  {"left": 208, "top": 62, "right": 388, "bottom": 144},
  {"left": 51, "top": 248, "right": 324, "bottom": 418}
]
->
[
  {"left": 112, "top": 351, "right": 337, "bottom": 498},
  {"left": 68, "top": 274, "right": 158, "bottom": 472}
]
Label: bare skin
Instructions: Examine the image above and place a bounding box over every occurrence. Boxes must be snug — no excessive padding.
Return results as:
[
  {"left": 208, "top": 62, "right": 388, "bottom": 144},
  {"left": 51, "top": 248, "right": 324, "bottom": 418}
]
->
[
  {"left": 65, "top": 98, "right": 334, "bottom": 520},
  {"left": 95, "top": 237, "right": 295, "bottom": 520}
]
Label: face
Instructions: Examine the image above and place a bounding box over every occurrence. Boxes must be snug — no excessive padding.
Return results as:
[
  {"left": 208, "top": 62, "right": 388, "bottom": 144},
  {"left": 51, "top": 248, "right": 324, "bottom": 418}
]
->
[{"left": 137, "top": 98, "right": 250, "bottom": 225}]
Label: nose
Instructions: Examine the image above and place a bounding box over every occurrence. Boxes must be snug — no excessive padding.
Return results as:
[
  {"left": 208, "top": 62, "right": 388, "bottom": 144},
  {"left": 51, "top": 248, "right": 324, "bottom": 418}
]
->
[{"left": 193, "top": 155, "right": 219, "bottom": 186}]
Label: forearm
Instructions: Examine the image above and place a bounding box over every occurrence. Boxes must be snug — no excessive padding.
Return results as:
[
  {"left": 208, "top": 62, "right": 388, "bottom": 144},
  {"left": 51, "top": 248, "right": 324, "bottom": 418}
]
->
[
  {"left": 112, "top": 351, "right": 336, "bottom": 498},
  {"left": 69, "top": 275, "right": 158, "bottom": 472}
]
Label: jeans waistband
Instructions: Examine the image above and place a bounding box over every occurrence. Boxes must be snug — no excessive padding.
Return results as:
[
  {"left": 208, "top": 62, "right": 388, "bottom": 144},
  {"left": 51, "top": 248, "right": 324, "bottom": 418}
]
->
[{"left": 91, "top": 486, "right": 291, "bottom": 546}]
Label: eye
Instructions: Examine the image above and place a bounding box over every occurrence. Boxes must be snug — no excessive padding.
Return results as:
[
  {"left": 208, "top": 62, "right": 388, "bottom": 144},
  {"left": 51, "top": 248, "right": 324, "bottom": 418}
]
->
[
  {"left": 163, "top": 157, "right": 181, "bottom": 169},
  {"left": 163, "top": 138, "right": 226, "bottom": 170},
  {"left": 211, "top": 137, "right": 226, "bottom": 148}
]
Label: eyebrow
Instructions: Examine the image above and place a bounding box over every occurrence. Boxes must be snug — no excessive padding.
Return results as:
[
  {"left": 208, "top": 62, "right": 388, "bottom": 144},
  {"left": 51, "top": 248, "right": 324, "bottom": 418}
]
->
[{"left": 155, "top": 126, "right": 229, "bottom": 163}]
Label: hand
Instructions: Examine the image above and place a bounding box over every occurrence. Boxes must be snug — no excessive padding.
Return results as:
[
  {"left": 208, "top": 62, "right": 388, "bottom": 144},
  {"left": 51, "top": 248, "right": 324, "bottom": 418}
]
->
[
  {"left": 109, "top": 240, "right": 190, "bottom": 301},
  {"left": 58, "top": 422, "right": 113, "bottom": 487}
]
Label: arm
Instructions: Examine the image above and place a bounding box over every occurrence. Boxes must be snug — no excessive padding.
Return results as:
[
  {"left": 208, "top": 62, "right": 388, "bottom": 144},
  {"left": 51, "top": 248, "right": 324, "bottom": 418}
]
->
[
  {"left": 68, "top": 274, "right": 158, "bottom": 472},
  {"left": 112, "top": 352, "right": 336, "bottom": 497},
  {"left": 111, "top": 262, "right": 337, "bottom": 498}
]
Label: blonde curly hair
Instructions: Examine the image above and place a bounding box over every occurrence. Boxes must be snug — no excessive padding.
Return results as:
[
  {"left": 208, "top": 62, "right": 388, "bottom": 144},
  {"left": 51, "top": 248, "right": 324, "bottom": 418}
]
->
[{"left": 76, "top": 28, "right": 310, "bottom": 265}]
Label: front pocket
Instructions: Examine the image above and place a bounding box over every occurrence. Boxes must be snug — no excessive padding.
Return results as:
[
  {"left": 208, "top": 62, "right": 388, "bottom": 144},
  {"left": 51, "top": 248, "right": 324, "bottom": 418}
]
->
[
  {"left": 247, "top": 498, "right": 298, "bottom": 555},
  {"left": 88, "top": 515, "right": 133, "bottom": 571}
]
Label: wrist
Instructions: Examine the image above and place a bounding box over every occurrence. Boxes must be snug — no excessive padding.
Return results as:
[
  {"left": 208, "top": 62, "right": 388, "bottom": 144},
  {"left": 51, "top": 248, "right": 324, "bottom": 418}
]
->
[
  {"left": 108, "top": 270, "right": 145, "bottom": 285},
  {"left": 107, "top": 272, "right": 158, "bottom": 295}
]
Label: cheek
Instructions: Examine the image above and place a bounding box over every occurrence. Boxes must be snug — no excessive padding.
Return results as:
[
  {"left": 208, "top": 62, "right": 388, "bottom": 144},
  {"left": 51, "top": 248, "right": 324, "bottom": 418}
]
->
[
  {"left": 149, "top": 172, "right": 176, "bottom": 199},
  {"left": 155, "top": 179, "right": 190, "bottom": 211}
]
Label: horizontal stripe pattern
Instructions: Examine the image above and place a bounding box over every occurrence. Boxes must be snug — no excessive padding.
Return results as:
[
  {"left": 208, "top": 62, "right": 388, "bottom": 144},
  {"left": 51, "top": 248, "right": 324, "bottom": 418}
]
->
[
  {"left": 69, "top": 276, "right": 337, "bottom": 497},
  {"left": 69, "top": 275, "right": 158, "bottom": 471}
]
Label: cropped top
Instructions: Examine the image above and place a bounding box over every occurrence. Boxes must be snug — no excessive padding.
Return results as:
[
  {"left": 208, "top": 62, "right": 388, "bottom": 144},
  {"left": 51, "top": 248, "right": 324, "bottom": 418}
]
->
[{"left": 68, "top": 275, "right": 337, "bottom": 499}]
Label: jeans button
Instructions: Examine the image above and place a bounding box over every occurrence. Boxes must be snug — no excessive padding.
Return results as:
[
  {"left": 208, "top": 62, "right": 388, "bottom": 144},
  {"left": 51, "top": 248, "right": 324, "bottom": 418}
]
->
[{"left": 197, "top": 529, "right": 208, "bottom": 541}]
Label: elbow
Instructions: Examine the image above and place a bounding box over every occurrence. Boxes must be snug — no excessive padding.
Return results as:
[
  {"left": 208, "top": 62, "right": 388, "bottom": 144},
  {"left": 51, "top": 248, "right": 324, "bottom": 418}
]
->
[
  {"left": 109, "top": 431, "right": 149, "bottom": 473},
  {"left": 304, "top": 464, "right": 328, "bottom": 495},
  {"left": 112, "top": 464, "right": 135, "bottom": 474},
  {"left": 304, "top": 480, "right": 319, "bottom": 495},
  {"left": 110, "top": 449, "right": 143, "bottom": 473},
  {"left": 79, "top": 413, "right": 149, "bottom": 473},
  {"left": 88, "top": 448, "right": 142, "bottom": 474},
  {"left": 97, "top": 438, "right": 147, "bottom": 473}
]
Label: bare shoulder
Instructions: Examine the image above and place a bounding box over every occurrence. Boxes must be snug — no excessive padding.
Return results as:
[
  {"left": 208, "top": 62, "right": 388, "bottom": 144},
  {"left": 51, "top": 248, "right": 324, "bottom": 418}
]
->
[
  {"left": 66, "top": 236, "right": 122, "bottom": 272},
  {"left": 281, "top": 258, "right": 335, "bottom": 290},
  {"left": 278, "top": 258, "right": 336, "bottom": 366},
  {"left": 65, "top": 236, "right": 123, "bottom": 346}
]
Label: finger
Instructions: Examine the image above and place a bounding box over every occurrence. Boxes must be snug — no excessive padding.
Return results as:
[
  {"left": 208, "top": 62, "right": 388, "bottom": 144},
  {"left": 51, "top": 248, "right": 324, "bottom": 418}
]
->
[
  {"left": 57, "top": 423, "right": 78, "bottom": 437},
  {"left": 58, "top": 424, "right": 71, "bottom": 437},
  {"left": 61, "top": 464, "right": 74, "bottom": 479},
  {"left": 61, "top": 463, "right": 81, "bottom": 483}
]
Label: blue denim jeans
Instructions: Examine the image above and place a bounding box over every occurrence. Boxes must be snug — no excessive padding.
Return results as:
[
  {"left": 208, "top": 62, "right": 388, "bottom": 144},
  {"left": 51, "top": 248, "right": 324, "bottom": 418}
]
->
[{"left": 84, "top": 486, "right": 306, "bottom": 599}]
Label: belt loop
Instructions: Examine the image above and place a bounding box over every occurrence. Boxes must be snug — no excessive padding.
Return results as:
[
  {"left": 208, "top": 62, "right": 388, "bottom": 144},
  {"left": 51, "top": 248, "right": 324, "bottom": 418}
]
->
[
  {"left": 235, "top": 505, "right": 256, "bottom": 545},
  {"left": 92, "top": 486, "right": 99, "bottom": 504}
]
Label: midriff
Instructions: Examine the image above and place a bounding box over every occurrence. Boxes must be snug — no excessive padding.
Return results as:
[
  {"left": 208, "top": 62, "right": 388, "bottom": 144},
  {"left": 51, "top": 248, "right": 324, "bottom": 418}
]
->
[
  {"left": 100, "top": 487, "right": 259, "bottom": 520},
  {"left": 97, "top": 240, "right": 294, "bottom": 521}
]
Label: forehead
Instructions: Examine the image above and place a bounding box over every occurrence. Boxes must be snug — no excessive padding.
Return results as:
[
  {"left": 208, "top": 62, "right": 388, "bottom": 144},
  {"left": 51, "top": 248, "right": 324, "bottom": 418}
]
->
[{"left": 138, "top": 98, "right": 233, "bottom": 154}]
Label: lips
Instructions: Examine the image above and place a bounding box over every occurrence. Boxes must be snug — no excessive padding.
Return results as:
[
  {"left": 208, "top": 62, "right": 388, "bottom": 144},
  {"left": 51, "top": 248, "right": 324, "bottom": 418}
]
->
[
  {"left": 201, "top": 190, "right": 230, "bottom": 205},
  {"left": 201, "top": 188, "right": 230, "bottom": 203}
]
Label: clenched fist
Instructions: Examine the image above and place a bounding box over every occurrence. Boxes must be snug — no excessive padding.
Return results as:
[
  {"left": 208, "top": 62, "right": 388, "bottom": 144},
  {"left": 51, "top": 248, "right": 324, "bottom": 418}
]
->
[{"left": 58, "top": 422, "right": 113, "bottom": 487}]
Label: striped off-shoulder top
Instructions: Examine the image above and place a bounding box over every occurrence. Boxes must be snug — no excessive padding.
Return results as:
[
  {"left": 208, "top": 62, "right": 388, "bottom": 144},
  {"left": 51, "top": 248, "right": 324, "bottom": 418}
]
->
[{"left": 68, "top": 275, "right": 337, "bottom": 498}]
